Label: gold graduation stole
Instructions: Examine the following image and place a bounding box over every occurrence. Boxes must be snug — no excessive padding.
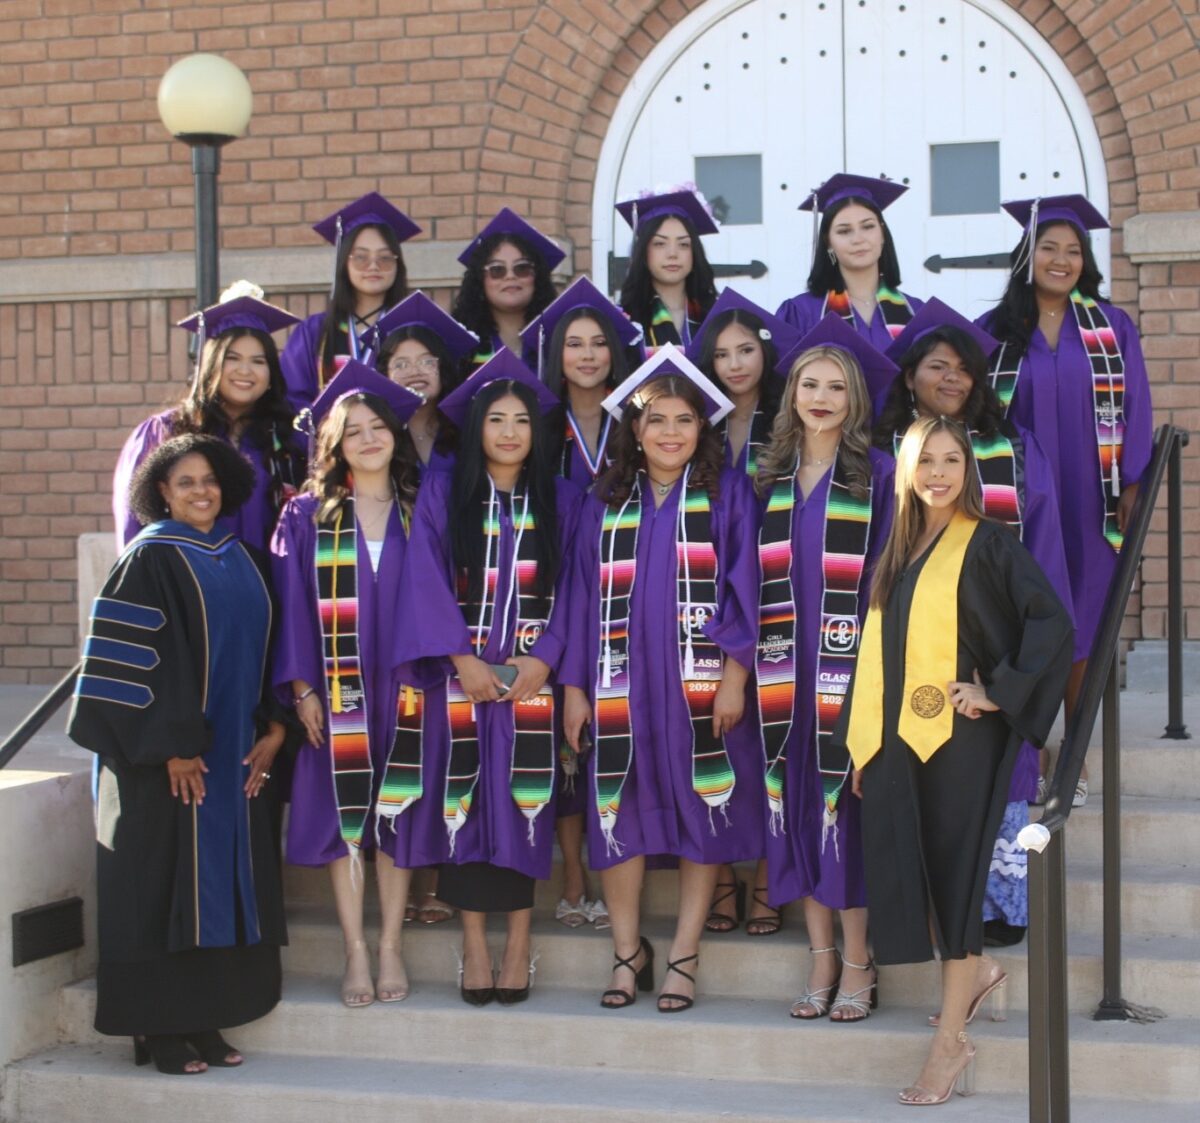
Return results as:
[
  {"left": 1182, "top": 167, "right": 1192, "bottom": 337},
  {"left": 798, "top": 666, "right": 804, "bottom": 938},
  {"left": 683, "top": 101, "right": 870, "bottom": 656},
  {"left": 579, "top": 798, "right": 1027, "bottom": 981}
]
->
[{"left": 845, "top": 511, "right": 978, "bottom": 767}]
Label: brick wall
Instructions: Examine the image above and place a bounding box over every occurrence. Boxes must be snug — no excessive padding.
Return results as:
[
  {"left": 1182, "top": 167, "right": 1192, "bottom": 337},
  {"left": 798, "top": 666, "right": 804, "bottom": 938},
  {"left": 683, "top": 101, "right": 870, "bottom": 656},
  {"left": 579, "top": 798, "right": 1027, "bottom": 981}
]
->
[{"left": 1, "top": 0, "right": 1197, "bottom": 680}]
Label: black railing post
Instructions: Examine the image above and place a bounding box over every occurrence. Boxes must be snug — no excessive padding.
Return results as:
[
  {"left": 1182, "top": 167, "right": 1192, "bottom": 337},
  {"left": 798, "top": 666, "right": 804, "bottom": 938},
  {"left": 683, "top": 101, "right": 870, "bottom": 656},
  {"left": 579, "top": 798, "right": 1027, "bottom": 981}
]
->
[
  {"left": 1165, "top": 431, "right": 1190, "bottom": 740},
  {"left": 1047, "top": 829, "right": 1070, "bottom": 1121},
  {"left": 1027, "top": 841, "right": 1051, "bottom": 1123},
  {"left": 1096, "top": 655, "right": 1125, "bottom": 1018}
]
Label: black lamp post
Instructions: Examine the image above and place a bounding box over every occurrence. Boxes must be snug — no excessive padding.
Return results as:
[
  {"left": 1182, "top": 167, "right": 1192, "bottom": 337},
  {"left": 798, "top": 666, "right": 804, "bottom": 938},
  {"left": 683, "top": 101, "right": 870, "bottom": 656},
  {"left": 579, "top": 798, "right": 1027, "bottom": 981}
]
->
[{"left": 156, "top": 54, "right": 253, "bottom": 311}]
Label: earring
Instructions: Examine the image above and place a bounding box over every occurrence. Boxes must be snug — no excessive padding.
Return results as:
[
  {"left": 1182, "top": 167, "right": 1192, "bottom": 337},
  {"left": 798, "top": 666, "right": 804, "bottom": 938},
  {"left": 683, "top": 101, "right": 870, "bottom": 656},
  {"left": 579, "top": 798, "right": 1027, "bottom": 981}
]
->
[{"left": 827, "top": 247, "right": 837, "bottom": 265}]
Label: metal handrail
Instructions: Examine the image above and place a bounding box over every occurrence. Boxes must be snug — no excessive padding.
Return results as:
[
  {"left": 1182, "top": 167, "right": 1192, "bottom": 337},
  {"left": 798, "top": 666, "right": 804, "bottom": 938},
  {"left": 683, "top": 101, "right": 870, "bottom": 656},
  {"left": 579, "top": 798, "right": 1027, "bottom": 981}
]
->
[
  {"left": 0, "top": 661, "right": 81, "bottom": 771},
  {"left": 1020, "top": 423, "right": 1189, "bottom": 1122}
]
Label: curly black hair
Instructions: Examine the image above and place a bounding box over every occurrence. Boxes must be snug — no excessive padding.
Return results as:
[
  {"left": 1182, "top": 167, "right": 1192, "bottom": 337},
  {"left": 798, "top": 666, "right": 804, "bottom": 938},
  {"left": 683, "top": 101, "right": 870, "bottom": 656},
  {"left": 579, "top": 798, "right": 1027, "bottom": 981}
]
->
[
  {"left": 127, "top": 433, "right": 256, "bottom": 527},
  {"left": 450, "top": 232, "right": 557, "bottom": 346},
  {"left": 806, "top": 195, "right": 903, "bottom": 295}
]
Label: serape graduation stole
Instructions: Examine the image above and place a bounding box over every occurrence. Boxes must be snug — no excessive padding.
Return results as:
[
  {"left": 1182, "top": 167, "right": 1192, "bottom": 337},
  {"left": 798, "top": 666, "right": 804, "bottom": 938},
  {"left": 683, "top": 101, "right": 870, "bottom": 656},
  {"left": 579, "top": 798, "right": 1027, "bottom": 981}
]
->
[
  {"left": 645, "top": 293, "right": 701, "bottom": 351},
  {"left": 593, "top": 471, "right": 735, "bottom": 856},
  {"left": 376, "top": 683, "right": 424, "bottom": 827},
  {"left": 444, "top": 484, "right": 556, "bottom": 852},
  {"left": 316, "top": 497, "right": 372, "bottom": 850},
  {"left": 562, "top": 409, "right": 613, "bottom": 481},
  {"left": 755, "top": 456, "right": 873, "bottom": 850},
  {"left": 721, "top": 406, "right": 772, "bottom": 476},
  {"left": 824, "top": 285, "right": 913, "bottom": 340},
  {"left": 892, "top": 427, "right": 1023, "bottom": 536},
  {"left": 987, "top": 291, "right": 1126, "bottom": 551}
]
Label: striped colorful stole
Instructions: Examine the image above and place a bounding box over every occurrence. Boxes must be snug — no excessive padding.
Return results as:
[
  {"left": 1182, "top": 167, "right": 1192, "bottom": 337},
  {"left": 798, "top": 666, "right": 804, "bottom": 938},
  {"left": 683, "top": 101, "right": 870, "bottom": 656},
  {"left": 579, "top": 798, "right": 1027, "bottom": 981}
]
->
[
  {"left": 892, "top": 426, "right": 1023, "bottom": 535},
  {"left": 644, "top": 292, "right": 701, "bottom": 352},
  {"left": 988, "top": 292, "right": 1126, "bottom": 550},
  {"left": 376, "top": 683, "right": 425, "bottom": 826},
  {"left": 1072, "top": 291, "right": 1126, "bottom": 551},
  {"left": 824, "top": 285, "right": 913, "bottom": 340},
  {"left": 593, "top": 472, "right": 735, "bottom": 856},
  {"left": 444, "top": 485, "right": 556, "bottom": 851},
  {"left": 722, "top": 405, "right": 772, "bottom": 476},
  {"left": 315, "top": 498, "right": 372, "bottom": 851}
]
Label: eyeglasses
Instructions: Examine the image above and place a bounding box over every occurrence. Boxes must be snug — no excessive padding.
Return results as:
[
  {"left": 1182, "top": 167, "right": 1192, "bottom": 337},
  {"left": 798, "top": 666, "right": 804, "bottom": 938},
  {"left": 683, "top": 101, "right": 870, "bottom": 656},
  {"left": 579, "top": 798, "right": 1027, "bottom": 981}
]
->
[
  {"left": 482, "top": 260, "right": 536, "bottom": 280},
  {"left": 348, "top": 250, "right": 399, "bottom": 269},
  {"left": 388, "top": 356, "right": 440, "bottom": 374}
]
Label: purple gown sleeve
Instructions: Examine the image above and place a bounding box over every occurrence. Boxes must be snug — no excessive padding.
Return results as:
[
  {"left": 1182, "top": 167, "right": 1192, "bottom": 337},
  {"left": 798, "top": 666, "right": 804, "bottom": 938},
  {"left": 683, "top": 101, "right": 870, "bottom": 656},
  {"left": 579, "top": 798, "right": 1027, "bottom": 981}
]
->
[
  {"left": 774, "top": 292, "right": 821, "bottom": 335},
  {"left": 1109, "top": 304, "right": 1154, "bottom": 487},
  {"left": 268, "top": 495, "right": 323, "bottom": 705},
  {"left": 395, "top": 474, "right": 473, "bottom": 663},
  {"left": 280, "top": 313, "right": 326, "bottom": 413},
  {"left": 1016, "top": 427, "right": 1073, "bottom": 624},
  {"left": 705, "top": 470, "right": 760, "bottom": 673},
  {"left": 113, "top": 412, "right": 173, "bottom": 550}
]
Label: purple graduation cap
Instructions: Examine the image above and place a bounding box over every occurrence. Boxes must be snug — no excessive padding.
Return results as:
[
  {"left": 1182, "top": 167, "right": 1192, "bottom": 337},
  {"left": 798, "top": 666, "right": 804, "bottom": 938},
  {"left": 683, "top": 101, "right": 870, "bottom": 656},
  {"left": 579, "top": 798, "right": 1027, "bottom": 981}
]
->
[
  {"left": 884, "top": 297, "right": 1000, "bottom": 365},
  {"left": 437, "top": 347, "right": 560, "bottom": 428},
  {"left": 361, "top": 290, "right": 479, "bottom": 365},
  {"left": 684, "top": 286, "right": 801, "bottom": 368},
  {"left": 520, "top": 275, "right": 644, "bottom": 377},
  {"left": 615, "top": 183, "right": 720, "bottom": 236},
  {"left": 306, "top": 356, "right": 423, "bottom": 432},
  {"left": 1001, "top": 193, "right": 1109, "bottom": 282},
  {"left": 312, "top": 191, "right": 422, "bottom": 248},
  {"left": 798, "top": 172, "right": 908, "bottom": 216},
  {"left": 775, "top": 312, "right": 899, "bottom": 390},
  {"left": 177, "top": 285, "right": 301, "bottom": 387},
  {"left": 602, "top": 342, "right": 733, "bottom": 424},
  {"left": 456, "top": 207, "right": 566, "bottom": 271}
]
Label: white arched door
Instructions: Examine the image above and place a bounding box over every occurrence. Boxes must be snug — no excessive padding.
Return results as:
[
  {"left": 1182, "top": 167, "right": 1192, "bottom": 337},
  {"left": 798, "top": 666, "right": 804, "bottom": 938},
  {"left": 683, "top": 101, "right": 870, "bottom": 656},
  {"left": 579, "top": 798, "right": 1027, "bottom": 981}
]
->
[{"left": 593, "top": 0, "right": 1109, "bottom": 319}]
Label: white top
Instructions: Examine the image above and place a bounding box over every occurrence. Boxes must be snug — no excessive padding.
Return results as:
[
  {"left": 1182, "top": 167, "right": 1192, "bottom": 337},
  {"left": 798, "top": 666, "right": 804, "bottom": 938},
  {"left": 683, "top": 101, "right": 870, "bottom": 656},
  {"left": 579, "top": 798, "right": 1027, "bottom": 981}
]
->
[{"left": 365, "top": 536, "right": 385, "bottom": 573}]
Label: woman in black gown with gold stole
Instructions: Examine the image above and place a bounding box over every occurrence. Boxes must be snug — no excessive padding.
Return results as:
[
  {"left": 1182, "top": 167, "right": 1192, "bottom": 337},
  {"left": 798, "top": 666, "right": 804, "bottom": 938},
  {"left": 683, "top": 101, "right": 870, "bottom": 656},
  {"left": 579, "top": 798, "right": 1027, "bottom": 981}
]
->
[{"left": 842, "top": 416, "right": 1071, "bottom": 1106}]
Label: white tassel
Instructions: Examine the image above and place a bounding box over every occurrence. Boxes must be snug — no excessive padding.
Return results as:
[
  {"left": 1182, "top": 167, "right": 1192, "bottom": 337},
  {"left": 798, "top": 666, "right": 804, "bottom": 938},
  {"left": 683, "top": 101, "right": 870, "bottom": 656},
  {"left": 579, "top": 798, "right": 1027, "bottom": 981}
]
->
[
  {"left": 768, "top": 808, "right": 785, "bottom": 838},
  {"left": 820, "top": 803, "right": 840, "bottom": 863}
]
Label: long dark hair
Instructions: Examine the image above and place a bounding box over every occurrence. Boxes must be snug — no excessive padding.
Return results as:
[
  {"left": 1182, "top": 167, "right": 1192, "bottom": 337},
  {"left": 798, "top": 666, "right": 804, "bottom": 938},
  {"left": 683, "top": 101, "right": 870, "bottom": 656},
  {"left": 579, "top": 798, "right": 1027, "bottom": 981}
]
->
[
  {"left": 873, "top": 326, "right": 1006, "bottom": 446},
  {"left": 618, "top": 213, "right": 718, "bottom": 328},
  {"left": 376, "top": 324, "right": 462, "bottom": 455},
  {"left": 450, "top": 379, "right": 560, "bottom": 605},
  {"left": 450, "top": 233, "right": 557, "bottom": 346},
  {"left": 317, "top": 223, "right": 409, "bottom": 380},
  {"left": 542, "top": 306, "right": 635, "bottom": 398},
  {"left": 987, "top": 220, "right": 1105, "bottom": 359},
  {"left": 596, "top": 375, "right": 724, "bottom": 507},
  {"left": 170, "top": 328, "right": 301, "bottom": 514},
  {"left": 695, "top": 307, "right": 785, "bottom": 428},
  {"left": 306, "top": 392, "right": 419, "bottom": 524},
  {"left": 807, "top": 195, "right": 903, "bottom": 295}
]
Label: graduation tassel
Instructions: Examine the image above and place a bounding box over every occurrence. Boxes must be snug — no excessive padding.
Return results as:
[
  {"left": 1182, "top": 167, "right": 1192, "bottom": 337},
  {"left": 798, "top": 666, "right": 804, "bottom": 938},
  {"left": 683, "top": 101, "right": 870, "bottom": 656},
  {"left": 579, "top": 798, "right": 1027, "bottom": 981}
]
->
[
  {"left": 330, "top": 216, "right": 343, "bottom": 299},
  {"left": 820, "top": 802, "right": 840, "bottom": 861},
  {"left": 808, "top": 188, "right": 820, "bottom": 264},
  {"left": 679, "top": 465, "right": 696, "bottom": 679},
  {"left": 190, "top": 310, "right": 207, "bottom": 393},
  {"left": 403, "top": 684, "right": 415, "bottom": 717}
]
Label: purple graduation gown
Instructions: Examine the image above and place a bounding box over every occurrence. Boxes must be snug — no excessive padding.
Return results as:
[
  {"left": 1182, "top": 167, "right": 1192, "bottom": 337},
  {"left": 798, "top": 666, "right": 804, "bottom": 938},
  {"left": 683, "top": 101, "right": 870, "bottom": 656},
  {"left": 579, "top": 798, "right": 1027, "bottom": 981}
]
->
[
  {"left": 113, "top": 410, "right": 292, "bottom": 554},
  {"left": 270, "top": 493, "right": 448, "bottom": 869},
  {"left": 558, "top": 469, "right": 764, "bottom": 870},
  {"left": 279, "top": 312, "right": 327, "bottom": 412},
  {"left": 762, "top": 449, "right": 894, "bottom": 911},
  {"left": 396, "top": 473, "right": 583, "bottom": 880},
  {"left": 977, "top": 302, "right": 1153, "bottom": 661},
  {"left": 775, "top": 291, "right": 926, "bottom": 403}
]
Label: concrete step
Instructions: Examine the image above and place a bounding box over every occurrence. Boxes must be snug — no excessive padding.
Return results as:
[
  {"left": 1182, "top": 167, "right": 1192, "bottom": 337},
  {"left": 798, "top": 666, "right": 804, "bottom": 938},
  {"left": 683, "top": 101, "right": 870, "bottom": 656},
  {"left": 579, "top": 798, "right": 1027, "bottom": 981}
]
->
[
  {"left": 1058, "top": 796, "right": 1200, "bottom": 866},
  {"left": 53, "top": 977, "right": 1200, "bottom": 1104},
  {"left": 8, "top": 1044, "right": 1199, "bottom": 1123},
  {"left": 1063, "top": 860, "right": 1200, "bottom": 939},
  {"left": 276, "top": 907, "right": 1200, "bottom": 1017},
  {"left": 13, "top": 1043, "right": 1200, "bottom": 1123}
]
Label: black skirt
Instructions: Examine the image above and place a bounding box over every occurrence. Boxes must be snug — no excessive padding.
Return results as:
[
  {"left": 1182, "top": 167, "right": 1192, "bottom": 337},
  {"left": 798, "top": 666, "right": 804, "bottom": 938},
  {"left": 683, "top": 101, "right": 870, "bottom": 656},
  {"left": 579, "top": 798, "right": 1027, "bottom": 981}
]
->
[{"left": 438, "top": 861, "right": 535, "bottom": 912}]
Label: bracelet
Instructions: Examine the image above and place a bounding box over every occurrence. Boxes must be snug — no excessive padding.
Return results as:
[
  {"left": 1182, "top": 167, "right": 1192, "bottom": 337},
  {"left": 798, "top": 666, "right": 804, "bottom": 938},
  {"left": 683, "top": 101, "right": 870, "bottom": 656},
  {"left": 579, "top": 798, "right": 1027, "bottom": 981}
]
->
[{"left": 294, "top": 686, "right": 315, "bottom": 704}]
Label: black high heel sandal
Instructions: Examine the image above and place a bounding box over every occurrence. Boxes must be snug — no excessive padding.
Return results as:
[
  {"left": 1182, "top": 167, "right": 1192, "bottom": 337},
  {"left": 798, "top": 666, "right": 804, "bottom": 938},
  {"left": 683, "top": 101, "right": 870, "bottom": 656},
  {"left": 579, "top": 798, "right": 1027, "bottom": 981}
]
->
[
  {"left": 745, "top": 887, "right": 783, "bottom": 936},
  {"left": 657, "top": 953, "right": 698, "bottom": 1013},
  {"left": 495, "top": 953, "right": 538, "bottom": 1006},
  {"left": 457, "top": 950, "right": 495, "bottom": 1007},
  {"left": 600, "top": 936, "right": 654, "bottom": 1008},
  {"left": 185, "top": 1030, "right": 243, "bottom": 1067},
  {"left": 704, "top": 879, "right": 746, "bottom": 934},
  {"left": 133, "top": 1034, "right": 207, "bottom": 1075}
]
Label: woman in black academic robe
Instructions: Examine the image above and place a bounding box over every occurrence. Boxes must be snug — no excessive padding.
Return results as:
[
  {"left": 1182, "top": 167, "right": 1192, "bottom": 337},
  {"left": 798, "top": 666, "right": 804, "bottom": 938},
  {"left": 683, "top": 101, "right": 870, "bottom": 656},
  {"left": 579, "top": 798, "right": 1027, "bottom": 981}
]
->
[
  {"left": 68, "top": 434, "right": 288, "bottom": 1075},
  {"left": 841, "top": 416, "right": 1072, "bottom": 1106}
]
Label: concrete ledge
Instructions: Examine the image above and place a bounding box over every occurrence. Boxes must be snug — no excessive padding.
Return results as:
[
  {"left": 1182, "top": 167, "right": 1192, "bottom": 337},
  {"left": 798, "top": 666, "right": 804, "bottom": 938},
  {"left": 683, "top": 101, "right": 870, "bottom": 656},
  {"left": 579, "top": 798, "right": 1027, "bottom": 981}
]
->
[
  {"left": 0, "top": 240, "right": 576, "bottom": 303},
  {"left": 1124, "top": 212, "right": 1200, "bottom": 264},
  {"left": 1125, "top": 639, "right": 1200, "bottom": 694}
]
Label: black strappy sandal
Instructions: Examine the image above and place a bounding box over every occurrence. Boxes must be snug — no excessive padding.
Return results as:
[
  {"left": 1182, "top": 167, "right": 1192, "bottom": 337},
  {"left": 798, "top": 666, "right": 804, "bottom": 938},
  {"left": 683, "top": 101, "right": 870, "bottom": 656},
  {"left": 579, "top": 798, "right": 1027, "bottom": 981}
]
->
[
  {"left": 600, "top": 936, "right": 654, "bottom": 1009},
  {"left": 133, "top": 1034, "right": 207, "bottom": 1075},
  {"left": 185, "top": 1030, "right": 243, "bottom": 1067},
  {"left": 704, "top": 879, "right": 746, "bottom": 934},
  {"left": 745, "top": 887, "right": 783, "bottom": 936},
  {"left": 657, "top": 953, "right": 698, "bottom": 1013}
]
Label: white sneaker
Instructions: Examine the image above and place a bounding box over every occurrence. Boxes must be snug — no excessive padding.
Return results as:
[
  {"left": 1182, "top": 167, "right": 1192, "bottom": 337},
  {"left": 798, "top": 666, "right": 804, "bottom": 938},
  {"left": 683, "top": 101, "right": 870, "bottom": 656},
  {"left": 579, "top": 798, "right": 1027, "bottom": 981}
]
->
[
  {"left": 1072, "top": 778, "right": 1088, "bottom": 808},
  {"left": 1033, "top": 776, "right": 1048, "bottom": 806}
]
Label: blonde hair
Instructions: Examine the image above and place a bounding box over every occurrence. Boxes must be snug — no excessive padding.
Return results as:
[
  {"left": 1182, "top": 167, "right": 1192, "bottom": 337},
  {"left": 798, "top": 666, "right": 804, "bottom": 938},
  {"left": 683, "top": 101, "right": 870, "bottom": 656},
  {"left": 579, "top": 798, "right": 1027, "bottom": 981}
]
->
[
  {"left": 755, "top": 345, "right": 873, "bottom": 498},
  {"left": 870, "top": 415, "right": 987, "bottom": 609}
]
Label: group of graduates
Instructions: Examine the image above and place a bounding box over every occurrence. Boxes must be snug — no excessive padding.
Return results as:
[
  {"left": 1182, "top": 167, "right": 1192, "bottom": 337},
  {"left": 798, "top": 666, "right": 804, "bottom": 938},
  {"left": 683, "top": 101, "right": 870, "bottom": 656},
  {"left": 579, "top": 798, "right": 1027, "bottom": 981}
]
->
[{"left": 68, "top": 173, "right": 1150, "bottom": 1107}]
